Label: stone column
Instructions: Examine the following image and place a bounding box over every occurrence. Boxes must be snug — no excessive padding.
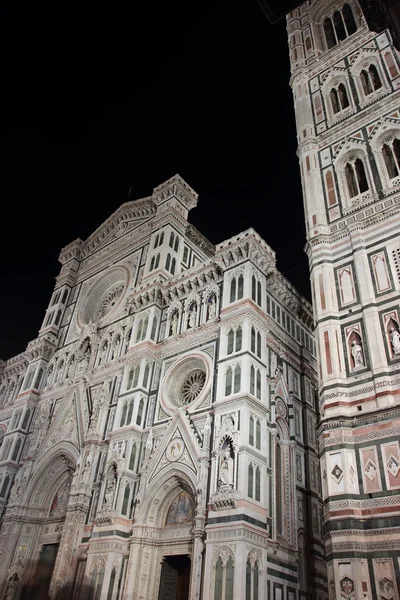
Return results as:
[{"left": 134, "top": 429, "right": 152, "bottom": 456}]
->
[
  {"left": 48, "top": 501, "right": 90, "bottom": 597},
  {"left": 189, "top": 518, "right": 205, "bottom": 600}
]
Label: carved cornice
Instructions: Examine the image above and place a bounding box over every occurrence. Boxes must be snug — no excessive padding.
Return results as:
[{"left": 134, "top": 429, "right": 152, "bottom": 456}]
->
[
  {"left": 185, "top": 224, "right": 215, "bottom": 257},
  {"left": 215, "top": 228, "right": 276, "bottom": 277},
  {"left": 4, "top": 352, "right": 28, "bottom": 376},
  {"left": 26, "top": 334, "right": 58, "bottom": 363},
  {"left": 152, "top": 174, "right": 198, "bottom": 210}
]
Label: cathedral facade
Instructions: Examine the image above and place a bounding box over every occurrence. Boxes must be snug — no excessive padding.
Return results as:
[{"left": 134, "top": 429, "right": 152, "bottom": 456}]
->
[
  {"left": 288, "top": 0, "right": 400, "bottom": 598},
  {"left": 0, "top": 175, "right": 323, "bottom": 599}
]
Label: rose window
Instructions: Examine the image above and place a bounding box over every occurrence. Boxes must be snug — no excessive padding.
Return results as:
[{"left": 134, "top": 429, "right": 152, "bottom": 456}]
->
[
  {"left": 180, "top": 370, "right": 206, "bottom": 405},
  {"left": 97, "top": 284, "right": 125, "bottom": 319}
]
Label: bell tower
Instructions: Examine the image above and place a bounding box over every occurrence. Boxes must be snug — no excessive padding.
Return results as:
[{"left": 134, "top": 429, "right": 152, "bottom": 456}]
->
[{"left": 287, "top": 1, "right": 400, "bottom": 597}]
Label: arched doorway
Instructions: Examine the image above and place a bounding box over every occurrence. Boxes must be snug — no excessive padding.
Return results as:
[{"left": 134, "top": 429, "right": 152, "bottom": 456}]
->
[
  {"left": 6, "top": 450, "right": 76, "bottom": 600},
  {"left": 126, "top": 473, "right": 197, "bottom": 600},
  {"left": 158, "top": 490, "right": 195, "bottom": 600}
]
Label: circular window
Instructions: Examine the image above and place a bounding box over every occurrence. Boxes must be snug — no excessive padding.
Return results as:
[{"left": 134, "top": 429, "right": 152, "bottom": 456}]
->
[
  {"left": 97, "top": 283, "right": 125, "bottom": 319},
  {"left": 161, "top": 354, "right": 211, "bottom": 413},
  {"left": 180, "top": 370, "right": 206, "bottom": 405},
  {"left": 79, "top": 266, "right": 129, "bottom": 327}
]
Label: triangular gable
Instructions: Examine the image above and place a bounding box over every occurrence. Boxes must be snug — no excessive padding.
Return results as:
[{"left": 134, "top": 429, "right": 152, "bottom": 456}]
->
[
  {"left": 274, "top": 366, "right": 290, "bottom": 402},
  {"left": 38, "top": 390, "right": 80, "bottom": 460},
  {"left": 147, "top": 408, "right": 202, "bottom": 484},
  {"left": 349, "top": 131, "right": 363, "bottom": 141},
  {"left": 80, "top": 200, "right": 155, "bottom": 259}
]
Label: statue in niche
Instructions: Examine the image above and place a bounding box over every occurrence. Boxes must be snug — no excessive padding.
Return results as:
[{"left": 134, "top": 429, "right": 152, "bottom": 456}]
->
[
  {"left": 67, "top": 355, "right": 77, "bottom": 379},
  {"left": 218, "top": 443, "right": 234, "bottom": 489},
  {"left": 351, "top": 339, "right": 364, "bottom": 368},
  {"left": 207, "top": 295, "right": 217, "bottom": 320},
  {"left": 170, "top": 312, "right": 179, "bottom": 336},
  {"left": 111, "top": 337, "right": 119, "bottom": 361},
  {"left": 104, "top": 467, "right": 117, "bottom": 507},
  {"left": 188, "top": 304, "right": 197, "bottom": 329},
  {"left": 77, "top": 344, "right": 91, "bottom": 374},
  {"left": 390, "top": 326, "right": 400, "bottom": 355}
]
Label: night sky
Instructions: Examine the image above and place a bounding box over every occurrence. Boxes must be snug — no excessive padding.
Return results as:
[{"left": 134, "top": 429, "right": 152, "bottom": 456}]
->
[{"left": 0, "top": 0, "right": 309, "bottom": 360}]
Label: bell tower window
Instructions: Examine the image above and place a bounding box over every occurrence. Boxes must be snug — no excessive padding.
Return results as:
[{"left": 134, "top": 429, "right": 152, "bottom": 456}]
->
[
  {"left": 345, "top": 157, "right": 368, "bottom": 198},
  {"left": 383, "top": 138, "right": 400, "bottom": 179},
  {"left": 360, "top": 65, "right": 382, "bottom": 96},
  {"left": 323, "top": 4, "right": 357, "bottom": 50}
]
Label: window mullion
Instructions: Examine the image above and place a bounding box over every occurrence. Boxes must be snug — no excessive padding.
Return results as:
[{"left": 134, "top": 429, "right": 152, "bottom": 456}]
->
[
  {"left": 391, "top": 144, "right": 400, "bottom": 176},
  {"left": 353, "top": 163, "right": 361, "bottom": 196},
  {"left": 222, "top": 563, "right": 227, "bottom": 600}
]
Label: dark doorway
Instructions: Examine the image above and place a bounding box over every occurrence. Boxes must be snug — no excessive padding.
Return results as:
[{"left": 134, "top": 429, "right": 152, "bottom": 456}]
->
[
  {"left": 158, "top": 554, "right": 191, "bottom": 600},
  {"left": 21, "top": 543, "right": 60, "bottom": 600}
]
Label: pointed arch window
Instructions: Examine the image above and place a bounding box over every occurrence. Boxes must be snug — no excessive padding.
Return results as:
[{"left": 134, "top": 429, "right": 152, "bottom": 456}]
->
[
  {"left": 174, "top": 237, "right": 179, "bottom": 252},
  {"left": 246, "top": 559, "right": 260, "bottom": 600},
  {"left": 120, "top": 403, "right": 128, "bottom": 427},
  {"left": 251, "top": 327, "right": 256, "bottom": 353},
  {"left": 256, "top": 332, "right": 261, "bottom": 358},
  {"left": 143, "top": 363, "right": 150, "bottom": 388},
  {"left": 255, "top": 467, "right": 261, "bottom": 501},
  {"left": 233, "top": 365, "right": 241, "bottom": 393},
  {"left": 136, "top": 398, "right": 144, "bottom": 426},
  {"left": 227, "top": 330, "right": 235, "bottom": 355},
  {"left": 236, "top": 326, "right": 242, "bottom": 351},
  {"left": 21, "top": 409, "right": 31, "bottom": 431},
  {"left": 214, "top": 555, "right": 234, "bottom": 600},
  {"left": 127, "top": 365, "right": 139, "bottom": 389},
  {"left": 150, "top": 256, "right": 155, "bottom": 271},
  {"left": 90, "top": 563, "right": 105, "bottom": 600},
  {"left": 107, "top": 568, "right": 116, "bottom": 600},
  {"left": 153, "top": 234, "right": 159, "bottom": 249},
  {"left": 256, "top": 420, "right": 261, "bottom": 450},
  {"left": 383, "top": 138, "right": 400, "bottom": 179},
  {"left": 345, "top": 157, "right": 368, "bottom": 198},
  {"left": 126, "top": 400, "right": 134, "bottom": 425},
  {"left": 252, "top": 276, "right": 257, "bottom": 302},
  {"left": 169, "top": 232, "right": 175, "bottom": 248},
  {"left": 11, "top": 438, "right": 22, "bottom": 462},
  {"left": 256, "top": 370, "right": 261, "bottom": 400},
  {"left": 249, "top": 416, "right": 254, "bottom": 446},
  {"left": 121, "top": 483, "right": 130, "bottom": 515},
  {"left": 171, "top": 258, "right": 176, "bottom": 275},
  {"left": 237, "top": 275, "right": 244, "bottom": 300},
  {"left": 166, "top": 253, "right": 171, "bottom": 271},
  {"left": 159, "top": 232, "right": 164, "bottom": 245},
  {"left": 248, "top": 464, "right": 254, "bottom": 498},
  {"left": 34, "top": 367, "right": 44, "bottom": 390},
  {"left": 129, "top": 443, "right": 137, "bottom": 471},
  {"left": 150, "top": 316, "right": 158, "bottom": 340},
  {"left": 230, "top": 279, "right": 237, "bottom": 303},
  {"left": 250, "top": 365, "right": 255, "bottom": 396},
  {"left": 54, "top": 309, "right": 62, "bottom": 326},
  {"left": 154, "top": 253, "right": 160, "bottom": 269},
  {"left": 225, "top": 368, "right": 233, "bottom": 396}
]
